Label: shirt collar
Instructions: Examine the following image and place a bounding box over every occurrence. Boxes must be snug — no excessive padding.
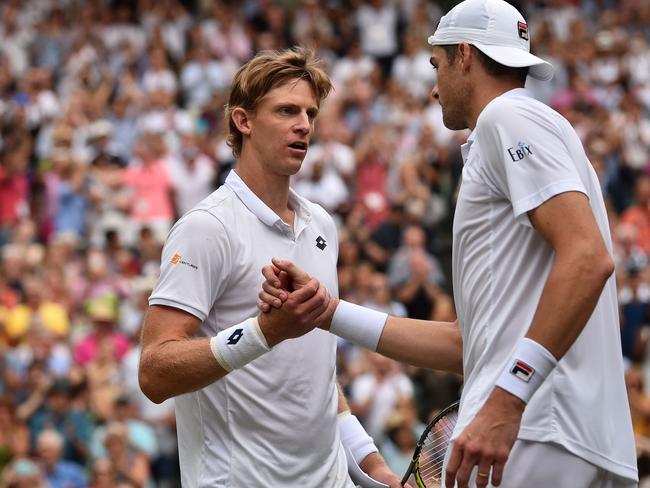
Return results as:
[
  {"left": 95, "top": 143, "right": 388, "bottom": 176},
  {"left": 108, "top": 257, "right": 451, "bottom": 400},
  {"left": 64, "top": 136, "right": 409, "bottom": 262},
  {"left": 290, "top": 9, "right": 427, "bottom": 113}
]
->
[
  {"left": 224, "top": 169, "right": 311, "bottom": 232},
  {"left": 461, "top": 132, "right": 476, "bottom": 164}
]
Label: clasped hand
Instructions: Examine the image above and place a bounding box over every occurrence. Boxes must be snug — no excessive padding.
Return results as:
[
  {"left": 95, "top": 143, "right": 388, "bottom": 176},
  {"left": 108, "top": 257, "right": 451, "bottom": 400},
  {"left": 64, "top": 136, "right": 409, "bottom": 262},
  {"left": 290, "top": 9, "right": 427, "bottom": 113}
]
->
[{"left": 256, "top": 258, "right": 337, "bottom": 346}]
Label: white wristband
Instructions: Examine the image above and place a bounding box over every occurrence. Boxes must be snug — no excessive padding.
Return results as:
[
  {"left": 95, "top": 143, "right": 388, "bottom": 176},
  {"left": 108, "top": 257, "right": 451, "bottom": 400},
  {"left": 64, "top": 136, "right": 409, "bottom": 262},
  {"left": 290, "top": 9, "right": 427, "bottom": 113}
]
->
[
  {"left": 330, "top": 300, "right": 388, "bottom": 351},
  {"left": 495, "top": 338, "right": 558, "bottom": 404},
  {"left": 338, "top": 411, "right": 377, "bottom": 464},
  {"left": 210, "top": 317, "right": 270, "bottom": 372}
]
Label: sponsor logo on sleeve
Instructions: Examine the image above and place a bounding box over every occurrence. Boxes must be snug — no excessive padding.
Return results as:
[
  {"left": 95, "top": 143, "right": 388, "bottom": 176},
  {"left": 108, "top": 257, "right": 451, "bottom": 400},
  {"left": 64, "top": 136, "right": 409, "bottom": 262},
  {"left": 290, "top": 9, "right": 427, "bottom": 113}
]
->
[
  {"left": 507, "top": 141, "right": 533, "bottom": 162},
  {"left": 169, "top": 253, "right": 198, "bottom": 270},
  {"left": 511, "top": 360, "right": 535, "bottom": 382},
  {"left": 518, "top": 21, "right": 529, "bottom": 40}
]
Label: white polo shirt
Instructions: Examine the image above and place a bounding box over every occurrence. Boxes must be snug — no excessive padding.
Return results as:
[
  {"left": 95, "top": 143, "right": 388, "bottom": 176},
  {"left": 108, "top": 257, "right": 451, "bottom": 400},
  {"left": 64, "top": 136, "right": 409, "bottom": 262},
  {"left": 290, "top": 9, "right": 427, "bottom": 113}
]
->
[
  {"left": 149, "top": 170, "right": 353, "bottom": 488},
  {"left": 452, "top": 89, "right": 637, "bottom": 481}
]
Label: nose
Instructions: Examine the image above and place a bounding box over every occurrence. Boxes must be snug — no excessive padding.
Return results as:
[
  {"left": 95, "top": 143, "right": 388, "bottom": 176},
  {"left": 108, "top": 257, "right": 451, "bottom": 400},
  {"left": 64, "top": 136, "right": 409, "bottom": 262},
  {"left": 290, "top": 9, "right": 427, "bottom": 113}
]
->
[
  {"left": 431, "top": 84, "right": 439, "bottom": 101},
  {"left": 294, "top": 111, "right": 312, "bottom": 135}
]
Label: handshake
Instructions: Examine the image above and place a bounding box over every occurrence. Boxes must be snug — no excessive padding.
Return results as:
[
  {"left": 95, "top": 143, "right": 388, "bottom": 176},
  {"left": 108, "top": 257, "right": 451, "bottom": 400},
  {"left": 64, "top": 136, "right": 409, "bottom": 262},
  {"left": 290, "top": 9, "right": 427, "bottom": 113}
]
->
[
  {"left": 256, "top": 257, "right": 339, "bottom": 347},
  {"left": 256, "top": 257, "right": 389, "bottom": 353}
]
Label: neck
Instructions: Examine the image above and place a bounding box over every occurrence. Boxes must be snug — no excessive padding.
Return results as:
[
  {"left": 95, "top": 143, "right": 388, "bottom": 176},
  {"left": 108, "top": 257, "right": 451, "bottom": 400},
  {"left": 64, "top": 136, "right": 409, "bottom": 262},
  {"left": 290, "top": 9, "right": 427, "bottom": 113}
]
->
[
  {"left": 234, "top": 160, "right": 293, "bottom": 224},
  {"left": 467, "top": 77, "right": 525, "bottom": 130}
]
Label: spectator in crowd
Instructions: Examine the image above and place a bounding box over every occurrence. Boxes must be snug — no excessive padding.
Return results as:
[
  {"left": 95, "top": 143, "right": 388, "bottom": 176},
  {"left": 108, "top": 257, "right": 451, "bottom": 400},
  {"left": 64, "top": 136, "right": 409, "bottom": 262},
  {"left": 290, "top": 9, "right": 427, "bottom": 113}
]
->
[
  {"left": 0, "top": 397, "right": 29, "bottom": 474},
  {"left": 28, "top": 379, "right": 92, "bottom": 466},
  {"left": 88, "top": 458, "right": 116, "bottom": 488},
  {"left": 103, "top": 421, "right": 151, "bottom": 488},
  {"left": 36, "top": 429, "right": 86, "bottom": 488},
  {"left": 0, "top": 458, "right": 47, "bottom": 488},
  {"left": 387, "top": 224, "right": 445, "bottom": 319},
  {"left": 350, "top": 352, "right": 415, "bottom": 442}
]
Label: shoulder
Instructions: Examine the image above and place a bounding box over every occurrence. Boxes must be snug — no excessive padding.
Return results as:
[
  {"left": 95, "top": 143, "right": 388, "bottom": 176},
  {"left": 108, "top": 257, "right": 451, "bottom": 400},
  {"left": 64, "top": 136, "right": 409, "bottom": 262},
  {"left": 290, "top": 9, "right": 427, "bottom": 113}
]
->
[
  {"left": 173, "top": 186, "right": 236, "bottom": 232},
  {"left": 476, "top": 93, "right": 565, "bottom": 140}
]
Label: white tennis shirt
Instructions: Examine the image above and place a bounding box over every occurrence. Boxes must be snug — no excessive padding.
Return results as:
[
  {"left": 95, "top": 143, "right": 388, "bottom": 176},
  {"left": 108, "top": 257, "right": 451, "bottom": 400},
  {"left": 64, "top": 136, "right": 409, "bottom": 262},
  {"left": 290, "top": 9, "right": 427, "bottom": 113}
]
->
[
  {"left": 452, "top": 89, "right": 637, "bottom": 481},
  {"left": 149, "top": 170, "right": 353, "bottom": 487}
]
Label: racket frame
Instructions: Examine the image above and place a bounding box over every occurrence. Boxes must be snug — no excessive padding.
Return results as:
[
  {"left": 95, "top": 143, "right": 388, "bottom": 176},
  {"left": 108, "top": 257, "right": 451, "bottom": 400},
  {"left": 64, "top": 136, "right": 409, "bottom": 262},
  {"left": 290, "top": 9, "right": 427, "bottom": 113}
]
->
[{"left": 401, "top": 400, "right": 460, "bottom": 488}]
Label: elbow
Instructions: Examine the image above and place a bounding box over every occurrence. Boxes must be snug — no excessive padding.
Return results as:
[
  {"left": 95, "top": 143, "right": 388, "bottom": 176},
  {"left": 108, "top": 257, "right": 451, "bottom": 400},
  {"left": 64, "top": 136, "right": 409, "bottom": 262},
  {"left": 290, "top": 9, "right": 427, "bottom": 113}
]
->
[
  {"left": 138, "top": 361, "right": 169, "bottom": 405},
  {"left": 571, "top": 243, "right": 615, "bottom": 287},
  {"left": 593, "top": 251, "right": 615, "bottom": 285}
]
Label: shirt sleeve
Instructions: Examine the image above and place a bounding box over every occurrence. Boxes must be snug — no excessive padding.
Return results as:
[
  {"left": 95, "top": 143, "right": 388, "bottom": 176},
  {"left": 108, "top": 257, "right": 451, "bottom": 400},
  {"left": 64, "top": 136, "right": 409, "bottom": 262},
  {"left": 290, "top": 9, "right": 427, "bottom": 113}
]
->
[
  {"left": 477, "top": 100, "right": 587, "bottom": 227},
  {"left": 149, "top": 209, "right": 232, "bottom": 321}
]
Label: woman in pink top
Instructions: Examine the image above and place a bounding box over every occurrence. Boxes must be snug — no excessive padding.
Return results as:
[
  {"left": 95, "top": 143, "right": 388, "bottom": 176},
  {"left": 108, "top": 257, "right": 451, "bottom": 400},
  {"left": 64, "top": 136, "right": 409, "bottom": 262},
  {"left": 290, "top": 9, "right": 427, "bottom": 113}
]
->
[{"left": 121, "top": 133, "right": 175, "bottom": 243}]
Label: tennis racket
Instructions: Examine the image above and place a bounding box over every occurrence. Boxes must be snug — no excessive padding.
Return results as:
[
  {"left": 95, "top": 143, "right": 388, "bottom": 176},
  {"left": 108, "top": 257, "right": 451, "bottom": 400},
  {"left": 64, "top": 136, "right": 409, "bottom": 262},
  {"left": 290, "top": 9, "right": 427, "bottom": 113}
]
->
[{"left": 401, "top": 400, "right": 459, "bottom": 488}]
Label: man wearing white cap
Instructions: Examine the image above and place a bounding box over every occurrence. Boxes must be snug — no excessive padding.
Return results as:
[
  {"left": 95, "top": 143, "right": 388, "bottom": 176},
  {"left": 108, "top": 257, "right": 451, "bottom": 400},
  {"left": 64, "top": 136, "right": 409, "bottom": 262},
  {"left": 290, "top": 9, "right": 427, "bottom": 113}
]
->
[{"left": 257, "top": 0, "right": 638, "bottom": 487}]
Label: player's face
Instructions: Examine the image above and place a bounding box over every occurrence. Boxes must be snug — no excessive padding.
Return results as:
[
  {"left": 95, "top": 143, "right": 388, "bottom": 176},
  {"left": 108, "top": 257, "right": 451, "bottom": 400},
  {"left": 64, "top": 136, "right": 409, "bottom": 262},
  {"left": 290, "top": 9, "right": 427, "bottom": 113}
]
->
[
  {"left": 430, "top": 46, "right": 469, "bottom": 131},
  {"left": 246, "top": 79, "right": 318, "bottom": 177}
]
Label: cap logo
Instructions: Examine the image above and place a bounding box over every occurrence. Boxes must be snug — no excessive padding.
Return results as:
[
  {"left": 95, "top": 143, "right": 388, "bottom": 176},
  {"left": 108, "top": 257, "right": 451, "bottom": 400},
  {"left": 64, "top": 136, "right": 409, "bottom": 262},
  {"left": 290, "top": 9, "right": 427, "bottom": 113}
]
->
[{"left": 517, "top": 21, "right": 529, "bottom": 41}]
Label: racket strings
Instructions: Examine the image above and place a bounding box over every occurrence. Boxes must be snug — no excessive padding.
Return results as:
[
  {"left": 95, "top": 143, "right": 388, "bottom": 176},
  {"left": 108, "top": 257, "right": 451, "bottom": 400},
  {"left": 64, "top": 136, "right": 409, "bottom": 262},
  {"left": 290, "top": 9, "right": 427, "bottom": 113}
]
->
[{"left": 416, "top": 412, "right": 458, "bottom": 487}]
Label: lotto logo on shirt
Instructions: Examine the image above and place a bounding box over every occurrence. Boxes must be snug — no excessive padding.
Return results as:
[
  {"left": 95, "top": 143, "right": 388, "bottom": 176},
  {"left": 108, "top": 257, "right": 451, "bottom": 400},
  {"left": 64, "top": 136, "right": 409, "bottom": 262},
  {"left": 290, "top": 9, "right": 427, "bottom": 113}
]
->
[
  {"left": 511, "top": 360, "right": 535, "bottom": 382},
  {"left": 171, "top": 253, "right": 182, "bottom": 265},
  {"left": 507, "top": 142, "right": 533, "bottom": 162}
]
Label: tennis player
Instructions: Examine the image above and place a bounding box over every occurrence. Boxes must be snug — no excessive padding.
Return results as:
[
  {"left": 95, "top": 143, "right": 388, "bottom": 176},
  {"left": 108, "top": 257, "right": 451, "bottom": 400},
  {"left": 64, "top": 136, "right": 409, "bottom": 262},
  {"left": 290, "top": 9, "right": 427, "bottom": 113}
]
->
[
  {"left": 138, "top": 47, "right": 403, "bottom": 487},
  {"left": 258, "top": 1, "right": 638, "bottom": 487}
]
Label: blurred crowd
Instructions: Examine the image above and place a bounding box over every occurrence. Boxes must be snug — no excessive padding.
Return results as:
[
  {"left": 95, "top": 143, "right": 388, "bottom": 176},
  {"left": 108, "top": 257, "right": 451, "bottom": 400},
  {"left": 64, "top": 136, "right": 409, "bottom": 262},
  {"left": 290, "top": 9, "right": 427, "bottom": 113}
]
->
[{"left": 0, "top": 0, "right": 649, "bottom": 486}]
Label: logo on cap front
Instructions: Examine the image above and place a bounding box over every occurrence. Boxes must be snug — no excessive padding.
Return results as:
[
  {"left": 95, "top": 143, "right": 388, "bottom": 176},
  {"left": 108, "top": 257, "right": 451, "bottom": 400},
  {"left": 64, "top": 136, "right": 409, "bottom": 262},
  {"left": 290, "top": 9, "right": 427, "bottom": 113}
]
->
[{"left": 517, "top": 21, "right": 529, "bottom": 40}]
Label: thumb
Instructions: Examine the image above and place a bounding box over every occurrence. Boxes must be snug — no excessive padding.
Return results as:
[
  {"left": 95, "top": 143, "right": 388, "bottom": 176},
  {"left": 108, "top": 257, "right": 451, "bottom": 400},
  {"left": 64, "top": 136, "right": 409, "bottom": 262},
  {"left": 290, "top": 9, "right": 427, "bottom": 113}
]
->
[{"left": 271, "top": 258, "right": 311, "bottom": 286}]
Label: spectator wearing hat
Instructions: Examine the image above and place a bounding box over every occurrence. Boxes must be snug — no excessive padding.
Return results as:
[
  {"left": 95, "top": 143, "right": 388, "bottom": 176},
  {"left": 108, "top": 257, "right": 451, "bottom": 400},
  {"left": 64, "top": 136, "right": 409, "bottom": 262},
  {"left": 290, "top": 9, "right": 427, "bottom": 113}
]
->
[{"left": 73, "top": 294, "right": 130, "bottom": 367}]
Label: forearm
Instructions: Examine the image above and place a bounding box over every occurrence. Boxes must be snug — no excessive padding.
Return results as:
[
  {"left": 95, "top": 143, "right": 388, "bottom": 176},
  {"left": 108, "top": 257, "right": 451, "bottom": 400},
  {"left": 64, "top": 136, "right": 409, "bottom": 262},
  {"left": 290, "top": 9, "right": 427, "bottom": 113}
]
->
[
  {"left": 139, "top": 337, "right": 227, "bottom": 404},
  {"left": 525, "top": 251, "right": 613, "bottom": 359},
  {"left": 378, "top": 317, "right": 463, "bottom": 374},
  {"left": 493, "top": 250, "right": 613, "bottom": 406}
]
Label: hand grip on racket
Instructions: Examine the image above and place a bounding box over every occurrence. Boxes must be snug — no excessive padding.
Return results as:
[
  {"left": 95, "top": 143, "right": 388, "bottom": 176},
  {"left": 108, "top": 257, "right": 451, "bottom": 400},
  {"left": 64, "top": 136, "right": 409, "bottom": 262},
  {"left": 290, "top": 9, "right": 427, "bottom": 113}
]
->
[{"left": 401, "top": 401, "right": 459, "bottom": 488}]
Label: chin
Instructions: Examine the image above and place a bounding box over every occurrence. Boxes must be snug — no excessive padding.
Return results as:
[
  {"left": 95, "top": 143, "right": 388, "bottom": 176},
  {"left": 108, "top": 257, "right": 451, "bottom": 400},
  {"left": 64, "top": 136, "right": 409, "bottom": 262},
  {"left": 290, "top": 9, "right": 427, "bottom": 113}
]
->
[{"left": 442, "top": 112, "right": 467, "bottom": 131}]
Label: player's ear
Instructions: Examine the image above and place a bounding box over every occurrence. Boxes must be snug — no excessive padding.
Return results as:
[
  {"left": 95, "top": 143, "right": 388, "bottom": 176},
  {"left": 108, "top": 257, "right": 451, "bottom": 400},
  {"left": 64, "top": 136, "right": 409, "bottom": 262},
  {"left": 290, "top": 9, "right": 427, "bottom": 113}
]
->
[
  {"left": 459, "top": 43, "right": 472, "bottom": 71},
  {"left": 231, "top": 107, "right": 252, "bottom": 136}
]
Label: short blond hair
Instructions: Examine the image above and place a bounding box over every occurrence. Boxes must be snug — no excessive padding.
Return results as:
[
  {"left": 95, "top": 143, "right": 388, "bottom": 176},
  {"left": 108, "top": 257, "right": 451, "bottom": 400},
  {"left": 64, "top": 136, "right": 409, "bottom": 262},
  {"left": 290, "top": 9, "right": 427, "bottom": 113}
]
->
[{"left": 225, "top": 47, "right": 332, "bottom": 158}]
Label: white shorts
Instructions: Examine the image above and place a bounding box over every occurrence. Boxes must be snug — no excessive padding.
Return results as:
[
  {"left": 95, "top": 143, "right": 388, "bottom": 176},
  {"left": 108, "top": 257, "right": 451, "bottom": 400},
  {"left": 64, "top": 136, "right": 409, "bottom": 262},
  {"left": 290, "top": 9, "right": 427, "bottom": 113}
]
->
[{"left": 445, "top": 440, "right": 638, "bottom": 488}]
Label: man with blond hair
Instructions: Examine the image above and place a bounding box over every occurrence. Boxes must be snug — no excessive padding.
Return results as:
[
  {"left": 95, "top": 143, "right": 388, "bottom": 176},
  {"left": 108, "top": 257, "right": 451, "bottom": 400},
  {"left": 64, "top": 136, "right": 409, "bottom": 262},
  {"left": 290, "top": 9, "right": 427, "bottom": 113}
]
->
[{"left": 139, "top": 47, "right": 402, "bottom": 487}]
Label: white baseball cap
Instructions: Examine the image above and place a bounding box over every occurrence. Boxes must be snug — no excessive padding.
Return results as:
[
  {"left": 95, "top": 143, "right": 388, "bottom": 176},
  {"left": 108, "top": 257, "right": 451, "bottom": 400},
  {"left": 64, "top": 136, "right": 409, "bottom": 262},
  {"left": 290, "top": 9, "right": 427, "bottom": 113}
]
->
[{"left": 428, "top": 0, "right": 553, "bottom": 81}]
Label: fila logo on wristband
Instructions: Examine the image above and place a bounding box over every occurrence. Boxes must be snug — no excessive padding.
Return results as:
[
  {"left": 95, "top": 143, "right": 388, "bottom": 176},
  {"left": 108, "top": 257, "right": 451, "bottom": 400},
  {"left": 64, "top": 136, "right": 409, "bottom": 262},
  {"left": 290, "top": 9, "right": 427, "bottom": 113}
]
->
[
  {"left": 511, "top": 360, "right": 535, "bottom": 382},
  {"left": 227, "top": 329, "right": 244, "bottom": 345}
]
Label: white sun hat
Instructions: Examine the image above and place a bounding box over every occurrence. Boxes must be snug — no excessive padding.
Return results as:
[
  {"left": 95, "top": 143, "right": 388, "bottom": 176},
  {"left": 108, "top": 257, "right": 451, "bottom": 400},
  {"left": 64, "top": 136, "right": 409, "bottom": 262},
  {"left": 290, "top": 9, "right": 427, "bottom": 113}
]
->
[{"left": 427, "top": 0, "right": 554, "bottom": 81}]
